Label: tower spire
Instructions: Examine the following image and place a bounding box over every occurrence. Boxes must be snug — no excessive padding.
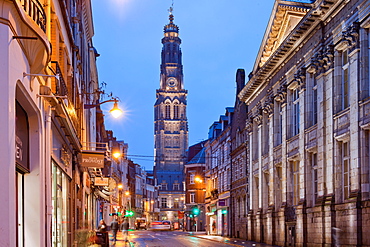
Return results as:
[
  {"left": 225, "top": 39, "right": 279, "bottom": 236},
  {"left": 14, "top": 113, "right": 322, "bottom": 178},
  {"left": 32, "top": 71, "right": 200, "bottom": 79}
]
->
[{"left": 168, "top": 0, "right": 174, "bottom": 23}]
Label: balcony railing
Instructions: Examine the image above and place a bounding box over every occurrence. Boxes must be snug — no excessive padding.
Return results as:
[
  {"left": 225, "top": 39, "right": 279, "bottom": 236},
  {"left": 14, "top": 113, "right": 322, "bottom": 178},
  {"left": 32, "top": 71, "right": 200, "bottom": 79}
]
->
[
  {"left": 18, "top": 0, "right": 46, "bottom": 32},
  {"left": 50, "top": 61, "right": 68, "bottom": 96}
]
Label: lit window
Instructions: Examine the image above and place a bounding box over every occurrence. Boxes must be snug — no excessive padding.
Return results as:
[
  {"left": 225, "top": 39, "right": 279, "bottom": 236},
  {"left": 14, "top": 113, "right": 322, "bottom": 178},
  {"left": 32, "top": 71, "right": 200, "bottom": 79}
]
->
[
  {"left": 190, "top": 173, "right": 195, "bottom": 184},
  {"left": 190, "top": 193, "right": 195, "bottom": 203}
]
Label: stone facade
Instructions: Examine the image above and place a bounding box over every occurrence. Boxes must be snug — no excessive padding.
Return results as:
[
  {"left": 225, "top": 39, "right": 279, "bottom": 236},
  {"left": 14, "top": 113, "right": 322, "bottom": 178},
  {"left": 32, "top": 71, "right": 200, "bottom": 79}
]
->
[
  {"left": 154, "top": 10, "right": 187, "bottom": 222},
  {"left": 230, "top": 69, "right": 249, "bottom": 239},
  {"left": 237, "top": 0, "right": 370, "bottom": 246}
]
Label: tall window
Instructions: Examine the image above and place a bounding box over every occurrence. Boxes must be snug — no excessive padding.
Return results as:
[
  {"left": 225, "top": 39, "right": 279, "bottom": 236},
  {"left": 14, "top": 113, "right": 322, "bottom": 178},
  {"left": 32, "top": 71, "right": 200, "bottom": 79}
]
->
[
  {"left": 174, "top": 199, "right": 179, "bottom": 208},
  {"left": 292, "top": 89, "right": 300, "bottom": 136},
  {"left": 161, "top": 198, "right": 167, "bottom": 208},
  {"left": 264, "top": 173, "right": 270, "bottom": 206},
  {"left": 190, "top": 173, "right": 195, "bottom": 184},
  {"left": 190, "top": 193, "right": 195, "bottom": 203},
  {"left": 342, "top": 50, "right": 349, "bottom": 109},
  {"left": 311, "top": 153, "right": 318, "bottom": 204},
  {"left": 174, "top": 103, "right": 179, "bottom": 119},
  {"left": 312, "top": 76, "right": 318, "bottom": 125},
  {"left": 262, "top": 115, "right": 269, "bottom": 155},
  {"left": 342, "top": 141, "right": 350, "bottom": 199},
  {"left": 165, "top": 103, "right": 171, "bottom": 119},
  {"left": 274, "top": 103, "right": 283, "bottom": 146},
  {"left": 276, "top": 166, "right": 282, "bottom": 208},
  {"left": 292, "top": 160, "right": 300, "bottom": 205}
]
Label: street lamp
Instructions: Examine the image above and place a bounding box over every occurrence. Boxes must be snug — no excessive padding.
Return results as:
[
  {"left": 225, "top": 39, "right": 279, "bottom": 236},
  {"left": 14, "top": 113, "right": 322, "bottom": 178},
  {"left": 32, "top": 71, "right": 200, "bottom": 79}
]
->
[
  {"left": 118, "top": 183, "right": 123, "bottom": 208},
  {"left": 84, "top": 98, "right": 123, "bottom": 118}
]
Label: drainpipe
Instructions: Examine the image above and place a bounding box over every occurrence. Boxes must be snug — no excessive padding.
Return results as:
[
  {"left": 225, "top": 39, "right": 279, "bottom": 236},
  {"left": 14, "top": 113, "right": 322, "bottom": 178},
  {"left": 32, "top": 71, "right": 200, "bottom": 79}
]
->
[{"left": 44, "top": 1, "right": 52, "bottom": 246}]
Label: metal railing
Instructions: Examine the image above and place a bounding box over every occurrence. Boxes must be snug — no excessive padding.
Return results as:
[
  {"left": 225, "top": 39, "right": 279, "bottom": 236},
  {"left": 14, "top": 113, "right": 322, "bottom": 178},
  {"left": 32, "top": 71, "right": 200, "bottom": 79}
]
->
[
  {"left": 50, "top": 61, "right": 68, "bottom": 96},
  {"left": 82, "top": 142, "right": 109, "bottom": 153},
  {"left": 18, "top": 0, "right": 46, "bottom": 32}
]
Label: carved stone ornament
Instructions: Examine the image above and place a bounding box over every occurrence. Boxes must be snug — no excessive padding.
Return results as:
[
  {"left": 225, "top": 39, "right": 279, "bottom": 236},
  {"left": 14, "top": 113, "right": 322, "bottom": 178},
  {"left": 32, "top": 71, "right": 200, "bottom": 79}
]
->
[
  {"left": 274, "top": 84, "right": 287, "bottom": 103},
  {"left": 262, "top": 98, "right": 274, "bottom": 115},
  {"left": 307, "top": 45, "right": 334, "bottom": 75},
  {"left": 253, "top": 114, "right": 263, "bottom": 126},
  {"left": 294, "top": 67, "right": 306, "bottom": 91},
  {"left": 335, "top": 22, "right": 360, "bottom": 51},
  {"left": 246, "top": 119, "right": 253, "bottom": 132}
]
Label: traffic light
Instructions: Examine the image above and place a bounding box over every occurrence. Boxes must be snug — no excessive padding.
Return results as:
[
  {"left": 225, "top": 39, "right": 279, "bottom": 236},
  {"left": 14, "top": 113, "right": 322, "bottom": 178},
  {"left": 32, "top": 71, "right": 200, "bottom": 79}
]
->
[
  {"left": 109, "top": 213, "right": 117, "bottom": 216},
  {"left": 192, "top": 207, "right": 200, "bottom": 216},
  {"left": 125, "top": 210, "right": 134, "bottom": 217}
]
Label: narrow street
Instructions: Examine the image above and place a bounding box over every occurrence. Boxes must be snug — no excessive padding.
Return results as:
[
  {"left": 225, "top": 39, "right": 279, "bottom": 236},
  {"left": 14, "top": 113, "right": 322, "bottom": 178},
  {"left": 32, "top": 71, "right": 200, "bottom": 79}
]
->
[{"left": 99, "top": 230, "right": 277, "bottom": 247}]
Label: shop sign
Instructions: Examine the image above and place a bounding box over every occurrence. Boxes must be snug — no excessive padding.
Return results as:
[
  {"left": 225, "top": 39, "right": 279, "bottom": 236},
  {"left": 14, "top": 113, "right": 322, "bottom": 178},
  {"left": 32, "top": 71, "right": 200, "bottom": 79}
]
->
[
  {"left": 80, "top": 151, "right": 104, "bottom": 168},
  {"left": 218, "top": 199, "right": 226, "bottom": 207},
  {"left": 94, "top": 177, "right": 109, "bottom": 186},
  {"left": 178, "top": 211, "right": 184, "bottom": 219},
  {"left": 16, "top": 102, "right": 29, "bottom": 171}
]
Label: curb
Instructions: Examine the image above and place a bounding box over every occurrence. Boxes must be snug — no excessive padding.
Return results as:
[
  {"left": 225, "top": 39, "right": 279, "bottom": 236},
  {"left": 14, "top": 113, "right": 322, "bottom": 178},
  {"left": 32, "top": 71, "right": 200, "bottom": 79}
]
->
[{"left": 189, "top": 234, "right": 244, "bottom": 247}]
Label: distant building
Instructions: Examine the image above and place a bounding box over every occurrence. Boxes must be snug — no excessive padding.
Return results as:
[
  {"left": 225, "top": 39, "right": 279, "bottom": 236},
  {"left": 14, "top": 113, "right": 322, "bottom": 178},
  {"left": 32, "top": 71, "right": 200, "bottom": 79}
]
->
[
  {"left": 153, "top": 8, "right": 188, "bottom": 223},
  {"left": 230, "top": 69, "right": 249, "bottom": 239},
  {"left": 205, "top": 107, "right": 233, "bottom": 236},
  {"left": 184, "top": 142, "right": 207, "bottom": 231}
]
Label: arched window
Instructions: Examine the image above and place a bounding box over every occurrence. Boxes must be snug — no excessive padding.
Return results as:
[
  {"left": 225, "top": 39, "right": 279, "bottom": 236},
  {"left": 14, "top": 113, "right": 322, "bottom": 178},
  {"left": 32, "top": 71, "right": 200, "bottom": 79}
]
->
[
  {"left": 165, "top": 103, "right": 171, "bottom": 119},
  {"left": 174, "top": 103, "right": 179, "bottom": 119}
]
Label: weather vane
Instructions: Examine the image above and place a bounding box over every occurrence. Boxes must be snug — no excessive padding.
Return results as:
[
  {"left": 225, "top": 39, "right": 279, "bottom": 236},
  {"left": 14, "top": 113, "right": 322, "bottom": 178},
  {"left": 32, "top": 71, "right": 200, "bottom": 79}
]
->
[{"left": 168, "top": 0, "right": 174, "bottom": 15}]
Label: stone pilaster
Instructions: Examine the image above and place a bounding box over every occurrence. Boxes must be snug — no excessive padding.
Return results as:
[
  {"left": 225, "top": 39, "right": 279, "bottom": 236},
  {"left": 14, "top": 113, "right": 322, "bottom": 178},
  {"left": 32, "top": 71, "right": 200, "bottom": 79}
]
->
[{"left": 349, "top": 47, "right": 360, "bottom": 193}]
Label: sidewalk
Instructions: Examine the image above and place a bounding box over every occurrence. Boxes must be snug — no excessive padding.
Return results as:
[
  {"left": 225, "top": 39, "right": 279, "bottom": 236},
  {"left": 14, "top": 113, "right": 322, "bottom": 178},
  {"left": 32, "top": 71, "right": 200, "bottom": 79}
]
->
[{"left": 188, "top": 232, "right": 279, "bottom": 247}]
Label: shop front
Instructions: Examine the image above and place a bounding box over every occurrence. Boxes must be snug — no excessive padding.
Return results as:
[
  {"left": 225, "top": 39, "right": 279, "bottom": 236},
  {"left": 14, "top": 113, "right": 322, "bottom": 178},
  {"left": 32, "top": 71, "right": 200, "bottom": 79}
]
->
[{"left": 51, "top": 124, "right": 73, "bottom": 246}]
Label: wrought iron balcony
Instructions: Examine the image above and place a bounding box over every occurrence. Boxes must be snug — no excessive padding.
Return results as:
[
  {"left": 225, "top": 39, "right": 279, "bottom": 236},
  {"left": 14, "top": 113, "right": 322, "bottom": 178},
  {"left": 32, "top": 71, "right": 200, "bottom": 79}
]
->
[
  {"left": 18, "top": 0, "right": 46, "bottom": 32},
  {"left": 50, "top": 61, "right": 68, "bottom": 97}
]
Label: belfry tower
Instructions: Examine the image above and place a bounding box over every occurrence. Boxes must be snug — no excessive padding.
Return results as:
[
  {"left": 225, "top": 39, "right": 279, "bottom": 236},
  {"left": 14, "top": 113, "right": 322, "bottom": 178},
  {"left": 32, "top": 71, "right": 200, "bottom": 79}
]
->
[{"left": 154, "top": 7, "right": 188, "bottom": 220}]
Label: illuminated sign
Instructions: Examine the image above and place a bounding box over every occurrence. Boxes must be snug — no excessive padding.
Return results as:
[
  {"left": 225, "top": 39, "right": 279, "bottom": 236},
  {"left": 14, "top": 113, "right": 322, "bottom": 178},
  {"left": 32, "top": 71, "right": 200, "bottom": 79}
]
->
[
  {"left": 94, "top": 177, "right": 109, "bottom": 186},
  {"left": 80, "top": 151, "right": 104, "bottom": 168}
]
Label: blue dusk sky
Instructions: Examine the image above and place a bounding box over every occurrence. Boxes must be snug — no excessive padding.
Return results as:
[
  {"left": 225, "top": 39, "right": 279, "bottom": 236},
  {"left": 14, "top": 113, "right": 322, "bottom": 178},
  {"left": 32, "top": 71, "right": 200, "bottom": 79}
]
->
[{"left": 91, "top": 0, "right": 275, "bottom": 170}]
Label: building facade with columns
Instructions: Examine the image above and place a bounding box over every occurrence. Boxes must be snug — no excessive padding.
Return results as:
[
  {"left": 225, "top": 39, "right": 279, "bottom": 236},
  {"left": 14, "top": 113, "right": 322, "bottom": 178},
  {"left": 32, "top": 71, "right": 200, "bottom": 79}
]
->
[{"left": 238, "top": 0, "right": 370, "bottom": 246}]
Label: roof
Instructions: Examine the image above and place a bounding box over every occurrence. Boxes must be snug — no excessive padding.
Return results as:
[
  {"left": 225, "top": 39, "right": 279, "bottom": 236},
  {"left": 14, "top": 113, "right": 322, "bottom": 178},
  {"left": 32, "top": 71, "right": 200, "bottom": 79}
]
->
[{"left": 187, "top": 147, "right": 206, "bottom": 164}]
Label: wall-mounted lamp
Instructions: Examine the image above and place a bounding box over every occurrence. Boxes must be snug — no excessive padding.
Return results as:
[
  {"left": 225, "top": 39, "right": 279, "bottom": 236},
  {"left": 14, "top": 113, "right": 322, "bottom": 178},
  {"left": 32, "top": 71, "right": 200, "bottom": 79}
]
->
[{"left": 84, "top": 98, "right": 123, "bottom": 118}]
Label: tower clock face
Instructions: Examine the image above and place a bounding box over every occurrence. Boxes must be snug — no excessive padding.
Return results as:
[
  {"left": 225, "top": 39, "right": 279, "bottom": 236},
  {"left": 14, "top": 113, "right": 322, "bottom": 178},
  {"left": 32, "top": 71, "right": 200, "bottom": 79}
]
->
[{"left": 166, "top": 77, "right": 177, "bottom": 87}]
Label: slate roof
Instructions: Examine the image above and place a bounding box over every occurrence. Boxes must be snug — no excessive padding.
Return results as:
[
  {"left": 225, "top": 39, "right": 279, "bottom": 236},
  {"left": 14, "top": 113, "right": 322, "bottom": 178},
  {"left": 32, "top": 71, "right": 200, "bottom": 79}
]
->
[{"left": 187, "top": 147, "right": 206, "bottom": 164}]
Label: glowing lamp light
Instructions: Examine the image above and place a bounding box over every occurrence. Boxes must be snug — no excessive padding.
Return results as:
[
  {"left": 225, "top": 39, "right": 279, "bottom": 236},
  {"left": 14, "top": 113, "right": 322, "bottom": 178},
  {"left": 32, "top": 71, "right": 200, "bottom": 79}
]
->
[
  {"left": 112, "top": 152, "right": 121, "bottom": 159},
  {"left": 117, "top": 183, "right": 123, "bottom": 190},
  {"left": 110, "top": 101, "right": 123, "bottom": 118},
  {"left": 195, "top": 176, "right": 203, "bottom": 183}
]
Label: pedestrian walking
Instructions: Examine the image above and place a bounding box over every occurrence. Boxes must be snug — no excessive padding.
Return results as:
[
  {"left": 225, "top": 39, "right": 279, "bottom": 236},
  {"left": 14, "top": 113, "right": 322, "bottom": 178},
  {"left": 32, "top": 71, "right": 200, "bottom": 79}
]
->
[
  {"left": 121, "top": 218, "right": 130, "bottom": 242},
  {"left": 110, "top": 216, "right": 120, "bottom": 245}
]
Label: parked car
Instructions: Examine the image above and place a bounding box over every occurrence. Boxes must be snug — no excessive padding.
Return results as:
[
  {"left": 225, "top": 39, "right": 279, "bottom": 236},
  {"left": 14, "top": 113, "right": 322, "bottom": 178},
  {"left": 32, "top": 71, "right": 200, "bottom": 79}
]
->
[
  {"left": 149, "top": 221, "right": 172, "bottom": 230},
  {"left": 135, "top": 218, "right": 147, "bottom": 230}
]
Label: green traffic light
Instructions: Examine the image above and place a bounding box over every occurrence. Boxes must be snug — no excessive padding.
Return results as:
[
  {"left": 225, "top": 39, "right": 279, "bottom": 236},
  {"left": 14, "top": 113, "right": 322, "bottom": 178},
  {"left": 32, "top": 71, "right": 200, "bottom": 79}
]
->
[
  {"left": 192, "top": 207, "right": 200, "bottom": 215},
  {"left": 125, "top": 210, "right": 134, "bottom": 217}
]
